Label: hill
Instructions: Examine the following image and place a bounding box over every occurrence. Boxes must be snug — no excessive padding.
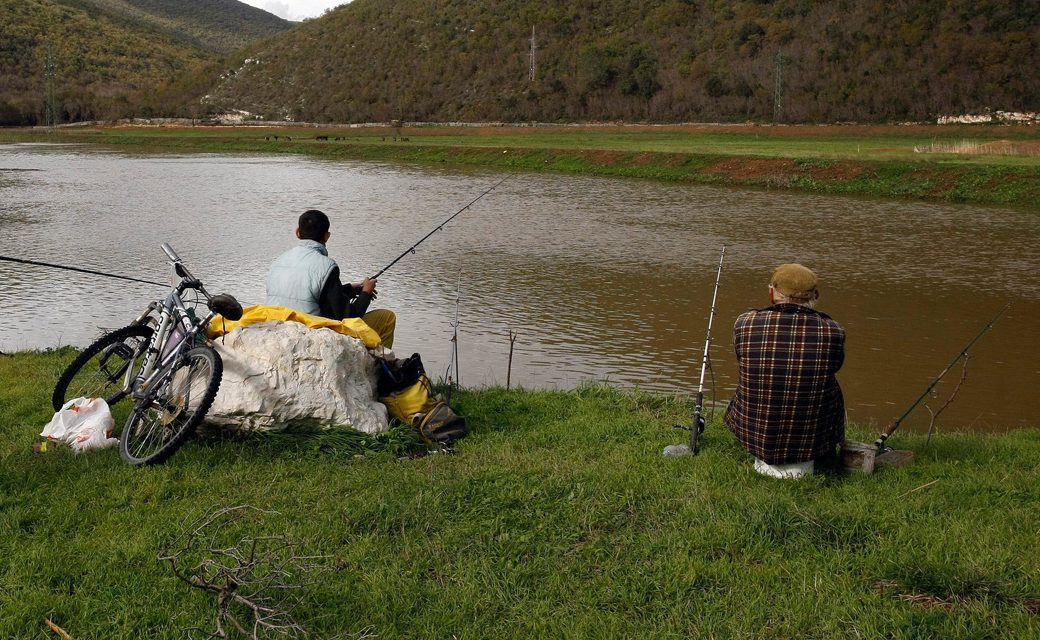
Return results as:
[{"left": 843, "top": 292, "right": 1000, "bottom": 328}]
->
[
  {"left": 57, "top": 0, "right": 293, "bottom": 54},
  {"left": 200, "top": 0, "right": 1040, "bottom": 124},
  {"left": 0, "top": 0, "right": 291, "bottom": 126}
]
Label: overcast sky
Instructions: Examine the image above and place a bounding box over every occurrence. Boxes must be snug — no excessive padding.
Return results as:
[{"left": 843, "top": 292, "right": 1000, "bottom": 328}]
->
[{"left": 238, "top": 0, "right": 350, "bottom": 21}]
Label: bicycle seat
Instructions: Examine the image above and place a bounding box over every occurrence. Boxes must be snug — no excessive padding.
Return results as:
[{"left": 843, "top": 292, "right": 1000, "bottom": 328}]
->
[{"left": 208, "top": 294, "right": 244, "bottom": 321}]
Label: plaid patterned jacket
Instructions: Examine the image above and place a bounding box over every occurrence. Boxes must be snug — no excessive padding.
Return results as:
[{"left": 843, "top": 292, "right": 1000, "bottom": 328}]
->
[{"left": 724, "top": 303, "right": 845, "bottom": 465}]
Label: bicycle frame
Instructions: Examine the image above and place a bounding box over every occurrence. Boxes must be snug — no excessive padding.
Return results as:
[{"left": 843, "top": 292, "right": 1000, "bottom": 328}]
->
[
  {"left": 131, "top": 288, "right": 217, "bottom": 400},
  {"left": 107, "top": 248, "right": 219, "bottom": 402}
]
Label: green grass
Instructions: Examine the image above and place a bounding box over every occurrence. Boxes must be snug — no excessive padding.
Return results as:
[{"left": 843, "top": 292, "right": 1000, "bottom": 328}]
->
[
  {"left": 3, "top": 124, "right": 1039, "bottom": 209},
  {"left": 1, "top": 349, "right": 1038, "bottom": 638}
]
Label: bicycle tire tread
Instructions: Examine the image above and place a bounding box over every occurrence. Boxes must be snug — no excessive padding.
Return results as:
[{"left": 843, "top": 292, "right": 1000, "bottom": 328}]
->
[
  {"left": 120, "top": 346, "right": 222, "bottom": 466},
  {"left": 51, "top": 324, "right": 153, "bottom": 411}
]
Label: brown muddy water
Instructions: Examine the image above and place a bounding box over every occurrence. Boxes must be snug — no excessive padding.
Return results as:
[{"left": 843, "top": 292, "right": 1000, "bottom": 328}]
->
[{"left": 1, "top": 143, "right": 1037, "bottom": 432}]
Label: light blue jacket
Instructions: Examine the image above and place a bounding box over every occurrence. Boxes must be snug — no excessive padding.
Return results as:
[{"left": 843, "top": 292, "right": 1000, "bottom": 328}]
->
[{"left": 265, "top": 240, "right": 338, "bottom": 315}]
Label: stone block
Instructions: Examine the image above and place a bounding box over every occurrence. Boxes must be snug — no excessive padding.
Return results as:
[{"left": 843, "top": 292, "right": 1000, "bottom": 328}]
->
[{"left": 208, "top": 321, "right": 388, "bottom": 434}]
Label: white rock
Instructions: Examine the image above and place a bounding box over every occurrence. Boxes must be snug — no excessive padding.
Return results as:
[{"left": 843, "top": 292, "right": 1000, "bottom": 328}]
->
[{"left": 208, "top": 322, "right": 388, "bottom": 433}]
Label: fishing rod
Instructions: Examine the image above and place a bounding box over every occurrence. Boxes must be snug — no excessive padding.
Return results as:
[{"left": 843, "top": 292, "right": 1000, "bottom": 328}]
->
[
  {"left": 0, "top": 254, "right": 166, "bottom": 287},
  {"left": 688, "top": 246, "right": 726, "bottom": 455},
  {"left": 874, "top": 301, "right": 1012, "bottom": 452},
  {"left": 444, "top": 266, "right": 463, "bottom": 405},
  {"left": 370, "top": 176, "right": 508, "bottom": 279}
]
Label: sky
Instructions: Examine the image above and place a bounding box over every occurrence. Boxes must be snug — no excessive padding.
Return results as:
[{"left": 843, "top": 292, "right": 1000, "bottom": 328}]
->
[{"left": 238, "top": 0, "right": 350, "bottom": 21}]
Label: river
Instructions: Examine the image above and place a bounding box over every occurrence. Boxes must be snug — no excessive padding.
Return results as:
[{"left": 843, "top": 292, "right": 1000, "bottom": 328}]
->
[{"left": 1, "top": 143, "right": 1037, "bottom": 431}]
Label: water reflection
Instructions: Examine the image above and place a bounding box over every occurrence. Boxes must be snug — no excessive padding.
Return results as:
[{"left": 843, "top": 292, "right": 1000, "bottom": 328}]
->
[{"left": 0, "top": 143, "right": 1037, "bottom": 432}]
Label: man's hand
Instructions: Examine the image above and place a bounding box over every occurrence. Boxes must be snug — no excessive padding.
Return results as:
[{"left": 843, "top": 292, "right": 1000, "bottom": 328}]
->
[{"left": 360, "top": 277, "right": 378, "bottom": 298}]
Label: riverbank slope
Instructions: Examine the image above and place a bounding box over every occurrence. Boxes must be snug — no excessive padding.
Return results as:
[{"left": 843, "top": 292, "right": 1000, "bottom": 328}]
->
[
  {"left": 2, "top": 123, "right": 1039, "bottom": 209},
  {"left": 1, "top": 350, "right": 1038, "bottom": 638}
]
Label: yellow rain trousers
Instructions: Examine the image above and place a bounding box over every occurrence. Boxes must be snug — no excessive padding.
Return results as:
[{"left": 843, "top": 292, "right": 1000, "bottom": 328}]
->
[{"left": 207, "top": 305, "right": 382, "bottom": 348}]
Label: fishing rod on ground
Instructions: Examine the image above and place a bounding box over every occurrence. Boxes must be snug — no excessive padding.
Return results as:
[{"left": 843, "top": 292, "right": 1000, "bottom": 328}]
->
[
  {"left": 667, "top": 246, "right": 725, "bottom": 457},
  {"left": 369, "top": 176, "right": 508, "bottom": 280},
  {"left": 873, "top": 301, "right": 1012, "bottom": 452}
]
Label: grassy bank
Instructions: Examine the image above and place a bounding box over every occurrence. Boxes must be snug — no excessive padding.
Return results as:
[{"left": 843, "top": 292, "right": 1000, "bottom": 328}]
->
[
  {"left": 3, "top": 124, "right": 1039, "bottom": 209},
  {"left": 1, "top": 349, "right": 1038, "bottom": 639}
]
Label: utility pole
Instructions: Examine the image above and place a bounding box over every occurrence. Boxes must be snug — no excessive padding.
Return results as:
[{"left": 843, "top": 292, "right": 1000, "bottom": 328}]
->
[
  {"left": 528, "top": 26, "right": 537, "bottom": 81},
  {"left": 772, "top": 50, "right": 784, "bottom": 123},
  {"left": 45, "top": 45, "right": 57, "bottom": 128}
]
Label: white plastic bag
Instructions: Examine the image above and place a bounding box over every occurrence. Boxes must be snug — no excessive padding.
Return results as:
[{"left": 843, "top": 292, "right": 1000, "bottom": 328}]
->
[{"left": 41, "top": 397, "right": 118, "bottom": 453}]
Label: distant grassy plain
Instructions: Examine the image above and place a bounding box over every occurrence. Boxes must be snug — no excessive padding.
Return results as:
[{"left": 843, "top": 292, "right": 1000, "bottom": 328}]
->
[
  {"left": 3, "top": 123, "right": 1039, "bottom": 209},
  {"left": 2, "top": 349, "right": 1039, "bottom": 639}
]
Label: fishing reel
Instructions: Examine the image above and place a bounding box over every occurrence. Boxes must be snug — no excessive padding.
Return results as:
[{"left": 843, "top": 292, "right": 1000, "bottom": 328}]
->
[
  {"left": 672, "top": 414, "right": 706, "bottom": 454},
  {"left": 672, "top": 416, "right": 705, "bottom": 435}
]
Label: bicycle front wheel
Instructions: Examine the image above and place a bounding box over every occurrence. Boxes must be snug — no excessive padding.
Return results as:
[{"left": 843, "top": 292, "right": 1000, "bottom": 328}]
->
[
  {"left": 52, "top": 324, "right": 154, "bottom": 411},
  {"left": 120, "top": 346, "right": 222, "bottom": 466}
]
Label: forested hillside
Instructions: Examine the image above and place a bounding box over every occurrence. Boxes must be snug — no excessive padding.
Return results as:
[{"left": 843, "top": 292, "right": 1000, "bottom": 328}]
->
[
  {"left": 0, "top": 0, "right": 290, "bottom": 125},
  {"left": 4, "top": 0, "right": 1037, "bottom": 126},
  {"left": 201, "top": 0, "right": 1040, "bottom": 123},
  {"left": 58, "top": 0, "right": 293, "bottom": 53}
]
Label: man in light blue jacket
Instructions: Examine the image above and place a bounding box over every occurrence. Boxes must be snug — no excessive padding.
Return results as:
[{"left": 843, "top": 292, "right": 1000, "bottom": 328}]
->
[{"left": 266, "top": 209, "right": 396, "bottom": 347}]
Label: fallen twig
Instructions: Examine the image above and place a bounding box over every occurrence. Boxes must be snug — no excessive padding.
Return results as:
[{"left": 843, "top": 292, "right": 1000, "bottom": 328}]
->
[
  {"left": 896, "top": 479, "right": 940, "bottom": 499},
  {"left": 44, "top": 618, "right": 72, "bottom": 640}
]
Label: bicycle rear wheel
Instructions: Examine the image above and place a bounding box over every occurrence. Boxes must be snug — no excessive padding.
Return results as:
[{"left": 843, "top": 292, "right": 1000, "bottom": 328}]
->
[
  {"left": 52, "top": 325, "right": 154, "bottom": 411},
  {"left": 120, "top": 346, "right": 222, "bottom": 466}
]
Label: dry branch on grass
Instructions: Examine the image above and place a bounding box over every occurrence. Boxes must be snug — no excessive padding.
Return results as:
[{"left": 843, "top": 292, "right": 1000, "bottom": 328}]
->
[
  {"left": 44, "top": 618, "right": 72, "bottom": 640},
  {"left": 158, "top": 505, "right": 330, "bottom": 640}
]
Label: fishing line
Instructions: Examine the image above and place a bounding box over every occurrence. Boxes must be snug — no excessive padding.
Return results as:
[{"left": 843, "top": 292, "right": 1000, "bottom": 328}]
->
[
  {"left": 874, "top": 300, "right": 1012, "bottom": 451},
  {"left": 371, "top": 176, "right": 508, "bottom": 279},
  {"left": 0, "top": 254, "right": 167, "bottom": 287}
]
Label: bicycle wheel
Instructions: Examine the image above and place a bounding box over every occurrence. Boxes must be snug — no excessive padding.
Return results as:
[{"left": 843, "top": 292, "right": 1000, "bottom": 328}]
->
[
  {"left": 52, "top": 324, "right": 154, "bottom": 411},
  {"left": 120, "top": 346, "right": 222, "bottom": 466}
]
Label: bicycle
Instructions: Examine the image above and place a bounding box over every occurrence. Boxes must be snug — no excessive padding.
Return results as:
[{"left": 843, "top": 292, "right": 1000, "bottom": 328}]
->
[{"left": 52, "top": 243, "right": 243, "bottom": 466}]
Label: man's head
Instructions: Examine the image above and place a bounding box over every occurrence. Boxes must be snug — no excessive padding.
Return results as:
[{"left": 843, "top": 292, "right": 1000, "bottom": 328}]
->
[
  {"left": 296, "top": 209, "right": 331, "bottom": 244},
  {"left": 769, "top": 263, "right": 820, "bottom": 306}
]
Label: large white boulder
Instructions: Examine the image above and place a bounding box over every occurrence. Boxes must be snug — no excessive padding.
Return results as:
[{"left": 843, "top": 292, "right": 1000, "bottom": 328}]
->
[{"left": 208, "top": 321, "right": 388, "bottom": 433}]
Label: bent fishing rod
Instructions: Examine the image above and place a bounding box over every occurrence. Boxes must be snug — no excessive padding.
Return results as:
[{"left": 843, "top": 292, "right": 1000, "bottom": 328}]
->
[
  {"left": 370, "top": 176, "right": 508, "bottom": 279},
  {"left": 0, "top": 254, "right": 166, "bottom": 287},
  {"left": 687, "top": 246, "right": 726, "bottom": 455},
  {"left": 874, "top": 301, "right": 1011, "bottom": 452}
]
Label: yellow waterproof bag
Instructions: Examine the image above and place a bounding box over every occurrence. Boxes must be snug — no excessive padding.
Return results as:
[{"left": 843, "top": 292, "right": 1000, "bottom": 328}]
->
[{"left": 380, "top": 375, "right": 436, "bottom": 423}]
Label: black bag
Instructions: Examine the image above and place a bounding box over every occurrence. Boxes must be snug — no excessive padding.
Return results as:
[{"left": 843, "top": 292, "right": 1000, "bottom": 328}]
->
[
  {"left": 375, "top": 353, "right": 468, "bottom": 446},
  {"left": 375, "top": 353, "right": 425, "bottom": 397},
  {"left": 414, "top": 401, "right": 467, "bottom": 446}
]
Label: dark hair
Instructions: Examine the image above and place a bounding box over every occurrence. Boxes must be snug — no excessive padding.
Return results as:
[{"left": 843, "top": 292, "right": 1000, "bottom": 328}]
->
[{"left": 298, "top": 209, "right": 330, "bottom": 241}]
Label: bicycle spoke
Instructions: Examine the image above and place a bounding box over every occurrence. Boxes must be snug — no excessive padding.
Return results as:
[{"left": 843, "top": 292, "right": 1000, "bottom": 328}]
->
[
  {"left": 121, "top": 346, "right": 221, "bottom": 465},
  {"left": 53, "top": 326, "right": 151, "bottom": 411},
  {"left": 129, "top": 405, "right": 163, "bottom": 459}
]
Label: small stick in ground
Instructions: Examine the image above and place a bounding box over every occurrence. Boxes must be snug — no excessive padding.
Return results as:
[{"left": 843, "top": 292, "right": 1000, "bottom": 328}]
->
[
  {"left": 506, "top": 329, "right": 518, "bottom": 390},
  {"left": 924, "top": 355, "right": 970, "bottom": 445}
]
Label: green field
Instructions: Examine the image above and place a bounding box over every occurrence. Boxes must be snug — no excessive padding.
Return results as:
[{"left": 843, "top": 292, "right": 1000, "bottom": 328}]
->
[
  {"left": 2, "top": 349, "right": 1038, "bottom": 639},
  {"left": 3, "top": 123, "right": 1040, "bottom": 209}
]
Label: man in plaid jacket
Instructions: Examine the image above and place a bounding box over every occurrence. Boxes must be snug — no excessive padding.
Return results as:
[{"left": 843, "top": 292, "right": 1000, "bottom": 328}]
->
[{"left": 724, "top": 263, "right": 845, "bottom": 479}]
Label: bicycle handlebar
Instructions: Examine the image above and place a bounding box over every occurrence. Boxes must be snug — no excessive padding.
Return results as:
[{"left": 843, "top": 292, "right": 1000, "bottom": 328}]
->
[
  {"left": 162, "top": 243, "right": 209, "bottom": 299},
  {"left": 161, "top": 243, "right": 181, "bottom": 263}
]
